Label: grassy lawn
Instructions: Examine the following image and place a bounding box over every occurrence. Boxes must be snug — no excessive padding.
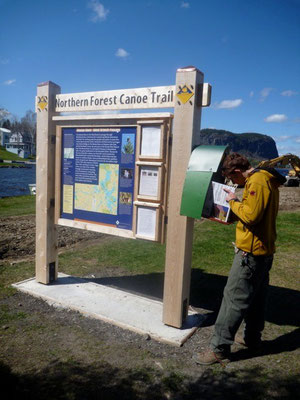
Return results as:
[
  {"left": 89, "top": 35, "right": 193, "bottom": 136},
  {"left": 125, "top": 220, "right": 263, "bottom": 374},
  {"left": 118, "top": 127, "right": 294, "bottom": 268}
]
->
[
  {"left": 0, "top": 195, "right": 35, "bottom": 217},
  {"left": 0, "top": 146, "right": 24, "bottom": 161},
  {"left": 1, "top": 210, "right": 298, "bottom": 290}
]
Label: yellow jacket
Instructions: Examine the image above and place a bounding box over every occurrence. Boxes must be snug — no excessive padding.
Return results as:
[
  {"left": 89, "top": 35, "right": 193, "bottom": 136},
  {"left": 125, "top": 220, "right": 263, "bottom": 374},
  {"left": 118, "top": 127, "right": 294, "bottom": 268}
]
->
[{"left": 229, "top": 169, "right": 282, "bottom": 256}]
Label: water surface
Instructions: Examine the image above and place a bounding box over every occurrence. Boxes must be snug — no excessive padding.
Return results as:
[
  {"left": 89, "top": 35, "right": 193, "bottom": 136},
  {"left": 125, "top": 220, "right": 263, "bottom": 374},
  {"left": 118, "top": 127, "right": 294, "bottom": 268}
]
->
[{"left": 0, "top": 165, "right": 36, "bottom": 197}]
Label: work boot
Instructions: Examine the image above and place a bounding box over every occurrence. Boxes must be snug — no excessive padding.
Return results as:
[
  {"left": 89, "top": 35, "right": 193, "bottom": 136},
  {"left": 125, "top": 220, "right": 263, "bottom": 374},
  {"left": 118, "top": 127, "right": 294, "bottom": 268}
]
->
[
  {"left": 193, "top": 349, "right": 229, "bottom": 366},
  {"left": 234, "top": 333, "right": 263, "bottom": 353}
]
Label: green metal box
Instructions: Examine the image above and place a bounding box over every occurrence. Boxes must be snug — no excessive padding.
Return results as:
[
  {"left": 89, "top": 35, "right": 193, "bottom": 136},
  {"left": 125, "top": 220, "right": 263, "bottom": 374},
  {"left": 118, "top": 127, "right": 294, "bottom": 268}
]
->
[{"left": 180, "top": 145, "right": 229, "bottom": 219}]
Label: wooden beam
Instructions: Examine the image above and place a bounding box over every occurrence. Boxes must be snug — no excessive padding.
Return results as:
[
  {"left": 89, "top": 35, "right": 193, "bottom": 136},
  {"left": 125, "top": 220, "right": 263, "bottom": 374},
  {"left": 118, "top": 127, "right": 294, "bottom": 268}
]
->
[
  {"left": 163, "top": 67, "right": 204, "bottom": 328},
  {"left": 35, "top": 81, "right": 61, "bottom": 284}
]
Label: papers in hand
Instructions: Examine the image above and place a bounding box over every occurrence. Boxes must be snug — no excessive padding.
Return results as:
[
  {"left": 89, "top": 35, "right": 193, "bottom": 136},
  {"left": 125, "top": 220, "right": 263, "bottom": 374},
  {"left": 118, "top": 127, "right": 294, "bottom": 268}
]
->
[{"left": 211, "top": 181, "right": 236, "bottom": 223}]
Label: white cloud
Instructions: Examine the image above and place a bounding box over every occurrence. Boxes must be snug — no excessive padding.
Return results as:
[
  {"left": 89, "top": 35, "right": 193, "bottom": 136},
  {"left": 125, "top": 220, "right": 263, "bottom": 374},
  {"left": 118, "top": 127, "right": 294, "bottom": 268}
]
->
[
  {"left": 277, "top": 144, "right": 288, "bottom": 151},
  {"left": 281, "top": 90, "right": 298, "bottom": 97},
  {"left": 277, "top": 135, "right": 291, "bottom": 141},
  {"left": 181, "top": 2, "right": 190, "bottom": 8},
  {"left": 88, "top": 1, "right": 109, "bottom": 22},
  {"left": 215, "top": 99, "right": 243, "bottom": 109},
  {"left": 3, "top": 79, "right": 16, "bottom": 85},
  {"left": 260, "top": 87, "right": 273, "bottom": 101},
  {"left": 264, "top": 114, "right": 287, "bottom": 123},
  {"left": 277, "top": 145, "right": 300, "bottom": 157},
  {"left": 115, "top": 48, "right": 129, "bottom": 58},
  {"left": 295, "top": 137, "right": 300, "bottom": 143}
]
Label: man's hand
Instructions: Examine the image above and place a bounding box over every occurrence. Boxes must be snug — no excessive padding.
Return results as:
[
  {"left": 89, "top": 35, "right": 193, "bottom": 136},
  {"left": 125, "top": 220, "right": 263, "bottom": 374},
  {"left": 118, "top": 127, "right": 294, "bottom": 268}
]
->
[{"left": 223, "top": 187, "right": 238, "bottom": 202}]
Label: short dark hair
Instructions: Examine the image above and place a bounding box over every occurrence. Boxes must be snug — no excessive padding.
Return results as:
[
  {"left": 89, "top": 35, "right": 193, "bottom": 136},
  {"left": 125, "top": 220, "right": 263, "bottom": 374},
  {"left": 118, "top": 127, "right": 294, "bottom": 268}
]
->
[{"left": 222, "top": 153, "right": 251, "bottom": 177}]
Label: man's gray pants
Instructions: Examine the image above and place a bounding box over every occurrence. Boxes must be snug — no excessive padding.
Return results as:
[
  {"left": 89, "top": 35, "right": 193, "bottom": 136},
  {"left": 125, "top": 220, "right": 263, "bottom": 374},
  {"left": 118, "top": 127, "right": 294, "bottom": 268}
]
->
[{"left": 210, "top": 250, "right": 273, "bottom": 354}]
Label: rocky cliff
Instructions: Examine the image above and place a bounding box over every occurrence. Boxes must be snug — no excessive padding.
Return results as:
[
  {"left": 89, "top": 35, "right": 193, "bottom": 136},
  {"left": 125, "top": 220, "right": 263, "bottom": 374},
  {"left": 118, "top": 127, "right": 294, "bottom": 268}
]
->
[{"left": 199, "top": 129, "right": 278, "bottom": 160}]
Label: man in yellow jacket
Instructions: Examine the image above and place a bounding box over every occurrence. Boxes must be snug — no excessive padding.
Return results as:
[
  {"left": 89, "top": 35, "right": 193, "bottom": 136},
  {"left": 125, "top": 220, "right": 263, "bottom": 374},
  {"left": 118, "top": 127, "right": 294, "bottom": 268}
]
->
[{"left": 195, "top": 153, "right": 286, "bottom": 366}]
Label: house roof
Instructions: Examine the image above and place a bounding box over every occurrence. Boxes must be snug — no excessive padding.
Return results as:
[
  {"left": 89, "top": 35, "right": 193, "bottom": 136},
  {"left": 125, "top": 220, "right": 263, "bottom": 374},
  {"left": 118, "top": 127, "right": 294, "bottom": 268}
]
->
[{"left": 0, "top": 127, "right": 11, "bottom": 133}]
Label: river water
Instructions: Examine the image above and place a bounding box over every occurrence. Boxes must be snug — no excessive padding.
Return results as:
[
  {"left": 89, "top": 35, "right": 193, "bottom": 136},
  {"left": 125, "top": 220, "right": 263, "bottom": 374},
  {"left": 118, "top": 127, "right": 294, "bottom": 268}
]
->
[{"left": 0, "top": 165, "right": 36, "bottom": 197}]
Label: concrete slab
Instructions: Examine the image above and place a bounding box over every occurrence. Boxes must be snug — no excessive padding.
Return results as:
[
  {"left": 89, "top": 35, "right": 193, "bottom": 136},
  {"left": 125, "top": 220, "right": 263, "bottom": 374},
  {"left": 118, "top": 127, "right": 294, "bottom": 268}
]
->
[{"left": 12, "top": 273, "right": 204, "bottom": 346}]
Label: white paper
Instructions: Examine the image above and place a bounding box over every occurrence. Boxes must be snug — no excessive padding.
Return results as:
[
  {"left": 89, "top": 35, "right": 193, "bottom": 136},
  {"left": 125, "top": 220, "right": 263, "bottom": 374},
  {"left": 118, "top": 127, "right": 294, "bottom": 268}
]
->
[
  {"left": 212, "top": 181, "right": 235, "bottom": 207},
  {"left": 139, "top": 166, "right": 159, "bottom": 197},
  {"left": 141, "top": 126, "right": 161, "bottom": 157},
  {"left": 211, "top": 181, "right": 236, "bottom": 222},
  {"left": 136, "top": 207, "right": 156, "bottom": 239}
]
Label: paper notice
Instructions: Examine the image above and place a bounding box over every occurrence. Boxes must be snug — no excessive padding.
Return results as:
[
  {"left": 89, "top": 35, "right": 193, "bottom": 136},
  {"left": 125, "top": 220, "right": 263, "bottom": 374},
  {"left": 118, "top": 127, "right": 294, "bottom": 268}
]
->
[
  {"left": 141, "top": 126, "right": 161, "bottom": 157},
  {"left": 63, "top": 184, "right": 74, "bottom": 214},
  {"left": 136, "top": 207, "right": 156, "bottom": 239},
  {"left": 139, "top": 166, "right": 159, "bottom": 197}
]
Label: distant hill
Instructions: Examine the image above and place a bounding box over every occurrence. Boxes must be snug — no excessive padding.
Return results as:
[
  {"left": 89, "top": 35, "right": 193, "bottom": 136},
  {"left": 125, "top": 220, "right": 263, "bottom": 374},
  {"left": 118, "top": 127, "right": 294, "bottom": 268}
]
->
[{"left": 199, "top": 129, "right": 279, "bottom": 161}]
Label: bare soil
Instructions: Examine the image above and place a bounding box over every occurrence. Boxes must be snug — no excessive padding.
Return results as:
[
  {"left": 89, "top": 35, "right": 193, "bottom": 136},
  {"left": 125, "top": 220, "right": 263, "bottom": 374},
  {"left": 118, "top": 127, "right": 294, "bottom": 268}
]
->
[{"left": 0, "top": 187, "right": 299, "bottom": 399}]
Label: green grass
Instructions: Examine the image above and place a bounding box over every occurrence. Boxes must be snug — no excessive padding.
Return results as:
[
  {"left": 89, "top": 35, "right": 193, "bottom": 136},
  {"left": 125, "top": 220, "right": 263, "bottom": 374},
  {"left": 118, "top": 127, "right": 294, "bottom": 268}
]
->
[
  {"left": 56, "top": 220, "right": 236, "bottom": 278},
  {"left": 0, "top": 195, "right": 35, "bottom": 217},
  {"left": 57, "top": 211, "right": 299, "bottom": 291},
  {"left": 0, "top": 207, "right": 299, "bottom": 292},
  {"left": 0, "top": 146, "right": 24, "bottom": 161}
]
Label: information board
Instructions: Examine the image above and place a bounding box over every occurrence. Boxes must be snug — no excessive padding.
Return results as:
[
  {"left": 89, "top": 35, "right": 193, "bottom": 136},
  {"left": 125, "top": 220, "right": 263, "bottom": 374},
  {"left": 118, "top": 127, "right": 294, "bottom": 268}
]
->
[{"left": 60, "top": 127, "right": 136, "bottom": 230}]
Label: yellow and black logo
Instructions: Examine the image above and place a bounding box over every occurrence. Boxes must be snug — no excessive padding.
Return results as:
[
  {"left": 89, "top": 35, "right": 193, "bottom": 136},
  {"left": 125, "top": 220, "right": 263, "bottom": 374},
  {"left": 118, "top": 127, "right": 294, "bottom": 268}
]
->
[
  {"left": 176, "top": 85, "right": 194, "bottom": 104},
  {"left": 37, "top": 96, "right": 48, "bottom": 111}
]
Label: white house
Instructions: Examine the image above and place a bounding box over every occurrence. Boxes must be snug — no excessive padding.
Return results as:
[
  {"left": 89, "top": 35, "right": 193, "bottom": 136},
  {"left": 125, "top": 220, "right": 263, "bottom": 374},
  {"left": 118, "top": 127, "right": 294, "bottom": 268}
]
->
[
  {"left": 5, "top": 132, "right": 35, "bottom": 158},
  {"left": 0, "top": 127, "right": 11, "bottom": 146}
]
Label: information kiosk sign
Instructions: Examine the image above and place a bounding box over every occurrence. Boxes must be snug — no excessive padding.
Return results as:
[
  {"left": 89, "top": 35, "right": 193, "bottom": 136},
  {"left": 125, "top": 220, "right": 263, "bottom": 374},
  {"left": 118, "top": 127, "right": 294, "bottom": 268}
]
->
[
  {"left": 36, "top": 68, "right": 212, "bottom": 330},
  {"left": 60, "top": 126, "right": 136, "bottom": 231}
]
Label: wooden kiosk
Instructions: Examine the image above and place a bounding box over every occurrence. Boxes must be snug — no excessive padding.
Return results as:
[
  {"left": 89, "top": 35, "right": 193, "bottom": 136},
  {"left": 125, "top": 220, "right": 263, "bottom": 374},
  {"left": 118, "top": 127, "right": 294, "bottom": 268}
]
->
[{"left": 35, "top": 66, "right": 211, "bottom": 329}]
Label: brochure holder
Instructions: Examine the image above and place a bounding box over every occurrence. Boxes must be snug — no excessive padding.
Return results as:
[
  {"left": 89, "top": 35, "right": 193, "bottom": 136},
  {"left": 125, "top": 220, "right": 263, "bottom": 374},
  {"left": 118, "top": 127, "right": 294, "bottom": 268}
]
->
[{"left": 180, "top": 145, "right": 229, "bottom": 219}]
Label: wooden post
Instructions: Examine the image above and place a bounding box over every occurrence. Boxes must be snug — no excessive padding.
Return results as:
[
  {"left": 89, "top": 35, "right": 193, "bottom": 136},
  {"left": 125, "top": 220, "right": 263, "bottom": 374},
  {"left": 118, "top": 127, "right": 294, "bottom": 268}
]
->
[
  {"left": 36, "top": 81, "right": 61, "bottom": 284},
  {"left": 163, "top": 67, "right": 203, "bottom": 328}
]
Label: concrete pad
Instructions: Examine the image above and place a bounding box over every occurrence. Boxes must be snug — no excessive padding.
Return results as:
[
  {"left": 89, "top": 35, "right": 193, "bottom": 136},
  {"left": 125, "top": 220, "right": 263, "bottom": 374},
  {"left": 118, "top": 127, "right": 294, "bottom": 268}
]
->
[{"left": 12, "top": 273, "right": 204, "bottom": 346}]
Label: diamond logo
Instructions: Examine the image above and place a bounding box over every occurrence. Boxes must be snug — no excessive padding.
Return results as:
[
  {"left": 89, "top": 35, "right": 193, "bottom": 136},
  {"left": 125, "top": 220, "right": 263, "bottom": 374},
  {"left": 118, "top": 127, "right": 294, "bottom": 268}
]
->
[
  {"left": 37, "top": 96, "right": 48, "bottom": 111},
  {"left": 176, "top": 85, "right": 194, "bottom": 104}
]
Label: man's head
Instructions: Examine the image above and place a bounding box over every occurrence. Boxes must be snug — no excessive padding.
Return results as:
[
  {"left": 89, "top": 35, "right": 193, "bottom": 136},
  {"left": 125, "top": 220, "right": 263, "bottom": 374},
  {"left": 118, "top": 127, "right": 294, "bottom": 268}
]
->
[{"left": 222, "top": 153, "right": 252, "bottom": 185}]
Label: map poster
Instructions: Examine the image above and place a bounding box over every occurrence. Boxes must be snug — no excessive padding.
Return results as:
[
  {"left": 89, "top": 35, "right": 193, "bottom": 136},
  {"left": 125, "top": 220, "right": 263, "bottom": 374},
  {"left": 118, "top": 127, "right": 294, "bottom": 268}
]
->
[{"left": 60, "top": 127, "right": 136, "bottom": 230}]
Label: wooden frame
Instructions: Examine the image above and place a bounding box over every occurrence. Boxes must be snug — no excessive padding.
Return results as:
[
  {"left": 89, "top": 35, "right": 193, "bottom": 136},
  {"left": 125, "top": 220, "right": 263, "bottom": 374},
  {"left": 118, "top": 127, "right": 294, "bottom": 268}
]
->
[
  {"left": 136, "top": 162, "right": 164, "bottom": 202},
  {"left": 35, "top": 81, "right": 61, "bottom": 284},
  {"left": 36, "top": 69, "right": 209, "bottom": 329},
  {"left": 138, "top": 122, "right": 164, "bottom": 161},
  {"left": 134, "top": 202, "right": 161, "bottom": 242},
  {"left": 163, "top": 67, "right": 204, "bottom": 328}
]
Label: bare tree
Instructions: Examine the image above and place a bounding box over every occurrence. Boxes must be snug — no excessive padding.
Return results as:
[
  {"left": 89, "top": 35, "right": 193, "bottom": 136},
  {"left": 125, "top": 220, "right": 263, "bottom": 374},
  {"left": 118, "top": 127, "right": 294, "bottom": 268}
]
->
[
  {"left": 0, "top": 108, "right": 11, "bottom": 126},
  {"left": 20, "top": 110, "right": 36, "bottom": 144}
]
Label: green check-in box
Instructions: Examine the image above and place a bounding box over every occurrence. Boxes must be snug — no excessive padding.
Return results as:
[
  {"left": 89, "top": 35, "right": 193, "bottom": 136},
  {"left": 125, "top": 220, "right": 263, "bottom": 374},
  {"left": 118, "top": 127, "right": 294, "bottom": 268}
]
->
[{"left": 180, "top": 145, "right": 229, "bottom": 219}]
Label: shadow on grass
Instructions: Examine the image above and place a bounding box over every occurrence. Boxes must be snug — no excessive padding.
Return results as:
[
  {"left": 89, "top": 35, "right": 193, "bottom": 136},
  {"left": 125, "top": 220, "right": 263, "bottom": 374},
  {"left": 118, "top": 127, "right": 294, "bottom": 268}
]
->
[
  {"left": 83, "top": 268, "right": 300, "bottom": 327},
  {"left": 1, "top": 359, "right": 299, "bottom": 400}
]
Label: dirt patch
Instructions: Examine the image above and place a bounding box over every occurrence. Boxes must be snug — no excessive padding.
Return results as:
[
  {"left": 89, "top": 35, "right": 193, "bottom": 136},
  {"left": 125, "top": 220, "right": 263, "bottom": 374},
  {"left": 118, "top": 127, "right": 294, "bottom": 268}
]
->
[{"left": 0, "top": 216, "right": 106, "bottom": 262}]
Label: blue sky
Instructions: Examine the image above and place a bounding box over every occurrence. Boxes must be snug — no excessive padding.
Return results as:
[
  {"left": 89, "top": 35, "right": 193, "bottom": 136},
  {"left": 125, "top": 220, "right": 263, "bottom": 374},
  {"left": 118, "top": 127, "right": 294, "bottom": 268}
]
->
[{"left": 1, "top": 0, "right": 299, "bottom": 155}]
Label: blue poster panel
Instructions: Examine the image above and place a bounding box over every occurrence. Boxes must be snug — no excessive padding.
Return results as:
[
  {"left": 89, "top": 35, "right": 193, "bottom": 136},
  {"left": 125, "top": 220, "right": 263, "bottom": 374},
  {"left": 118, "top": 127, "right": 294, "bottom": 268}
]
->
[{"left": 61, "top": 127, "right": 136, "bottom": 231}]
